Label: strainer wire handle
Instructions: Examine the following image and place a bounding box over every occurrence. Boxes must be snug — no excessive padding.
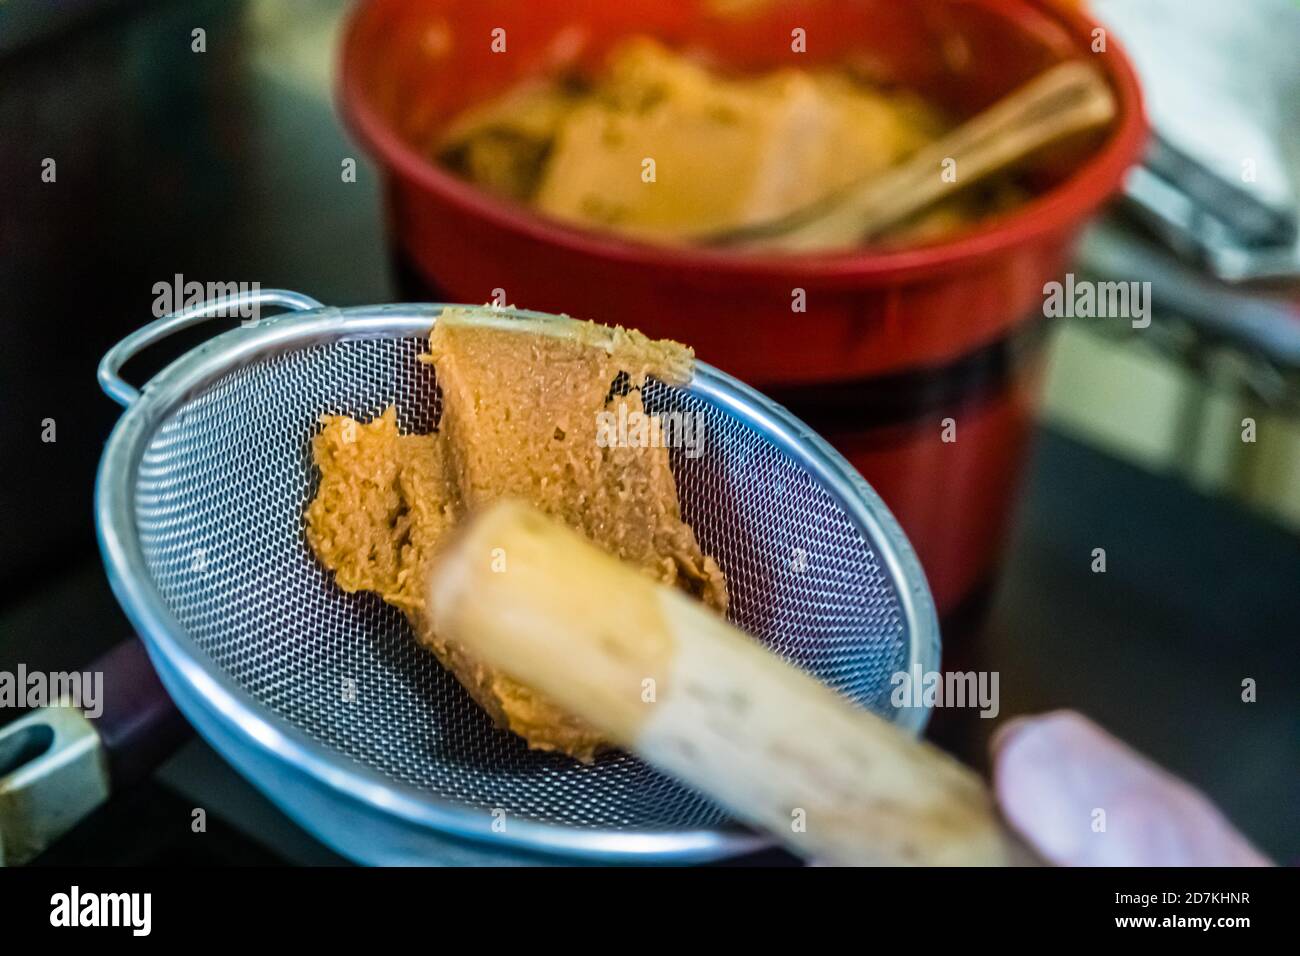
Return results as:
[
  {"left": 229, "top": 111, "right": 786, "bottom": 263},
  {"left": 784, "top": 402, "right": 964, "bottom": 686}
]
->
[{"left": 97, "top": 288, "right": 324, "bottom": 407}]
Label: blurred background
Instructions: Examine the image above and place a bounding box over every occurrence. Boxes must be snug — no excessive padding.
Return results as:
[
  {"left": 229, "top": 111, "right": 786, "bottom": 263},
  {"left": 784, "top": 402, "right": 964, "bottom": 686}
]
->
[{"left": 1, "top": 0, "right": 1296, "bottom": 864}]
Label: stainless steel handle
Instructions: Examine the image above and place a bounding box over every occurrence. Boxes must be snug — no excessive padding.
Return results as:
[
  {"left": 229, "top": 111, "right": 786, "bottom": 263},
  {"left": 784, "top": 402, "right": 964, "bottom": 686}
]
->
[
  {"left": 0, "top": 707, "right": 109, "bottom": 866},
  {"left": 97, "top": 288, "right": 324, "bottom": 407},
  {"left": 0, "top": 641, "right": 191, "bottom": 866}
]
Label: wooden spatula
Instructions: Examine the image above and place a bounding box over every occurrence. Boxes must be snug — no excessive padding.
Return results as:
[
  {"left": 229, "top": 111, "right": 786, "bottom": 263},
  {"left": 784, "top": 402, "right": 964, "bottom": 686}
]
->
[
  {"left": 706, "top": 59, "right": 1117, "bottom": 253},
  {"left": 429, "top": 500, "right": 1039, "bottom": 866}
]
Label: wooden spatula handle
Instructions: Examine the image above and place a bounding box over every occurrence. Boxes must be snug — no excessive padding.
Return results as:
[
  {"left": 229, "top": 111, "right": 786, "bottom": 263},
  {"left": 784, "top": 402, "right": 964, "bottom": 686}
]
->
[
  {"left": 430, "top": 500, "right": 1033, "bottom": 865},
  {"left": 722, "top": 59, "right": 1117, "bottom": 252}
]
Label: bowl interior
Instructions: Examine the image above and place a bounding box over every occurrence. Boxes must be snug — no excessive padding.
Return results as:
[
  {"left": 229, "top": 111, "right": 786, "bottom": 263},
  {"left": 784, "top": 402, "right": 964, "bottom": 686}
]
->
[{"left": 345, "top": 0, "right": 1106, "bottom": 201}]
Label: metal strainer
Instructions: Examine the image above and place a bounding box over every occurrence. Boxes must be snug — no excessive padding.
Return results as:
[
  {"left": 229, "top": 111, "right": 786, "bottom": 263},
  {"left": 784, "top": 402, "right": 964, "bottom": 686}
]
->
[{"left": 95, "top": 289, "right": 939, "bottom": 865}]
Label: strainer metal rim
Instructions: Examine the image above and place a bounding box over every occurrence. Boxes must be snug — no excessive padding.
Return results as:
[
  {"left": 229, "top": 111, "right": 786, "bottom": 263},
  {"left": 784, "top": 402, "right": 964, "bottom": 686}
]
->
[{"left": 95, "top": 296, "right": 940, "bottom": 864}]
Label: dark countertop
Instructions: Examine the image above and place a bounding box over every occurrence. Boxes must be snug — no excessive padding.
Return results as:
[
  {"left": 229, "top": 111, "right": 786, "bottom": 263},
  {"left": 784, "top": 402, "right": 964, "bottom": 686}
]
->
[{"left": 2, "top": 0, "right": 1296, "bottom": 865}]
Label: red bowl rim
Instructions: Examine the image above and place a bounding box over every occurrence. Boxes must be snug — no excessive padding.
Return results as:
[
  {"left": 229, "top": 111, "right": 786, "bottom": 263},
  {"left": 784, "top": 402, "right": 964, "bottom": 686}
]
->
[{"left": 337, "top": 0, "right": 1148, "bottom": 284}]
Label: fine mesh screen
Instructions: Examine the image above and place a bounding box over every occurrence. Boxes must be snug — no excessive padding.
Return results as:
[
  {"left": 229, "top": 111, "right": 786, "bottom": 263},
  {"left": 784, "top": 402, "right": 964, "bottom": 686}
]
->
[{"left": 134, "top": 335, "right": 906, "bottom": 831}]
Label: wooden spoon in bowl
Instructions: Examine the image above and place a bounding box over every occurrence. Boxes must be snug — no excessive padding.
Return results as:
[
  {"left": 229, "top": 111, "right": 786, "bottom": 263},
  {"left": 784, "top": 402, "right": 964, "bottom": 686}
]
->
[{"left": 704, "top": 59, "right": 1117, "bottom": 253}]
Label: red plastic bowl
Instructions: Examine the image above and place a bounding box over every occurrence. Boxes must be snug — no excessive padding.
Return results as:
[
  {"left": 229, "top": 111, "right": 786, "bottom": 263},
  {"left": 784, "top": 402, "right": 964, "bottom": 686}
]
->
[
  {"left": 338, "top": 0, "right": 1146, "bottom": 620},
  {"left": 339, "top": 0, "right": 1146, "bottom": 388}
]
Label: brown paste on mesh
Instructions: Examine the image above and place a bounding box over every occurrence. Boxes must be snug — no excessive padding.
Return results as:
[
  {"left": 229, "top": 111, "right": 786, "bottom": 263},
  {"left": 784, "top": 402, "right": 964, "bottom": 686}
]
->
[{"left": 304, "top": 308, "right": 727, "bottom": 762}]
